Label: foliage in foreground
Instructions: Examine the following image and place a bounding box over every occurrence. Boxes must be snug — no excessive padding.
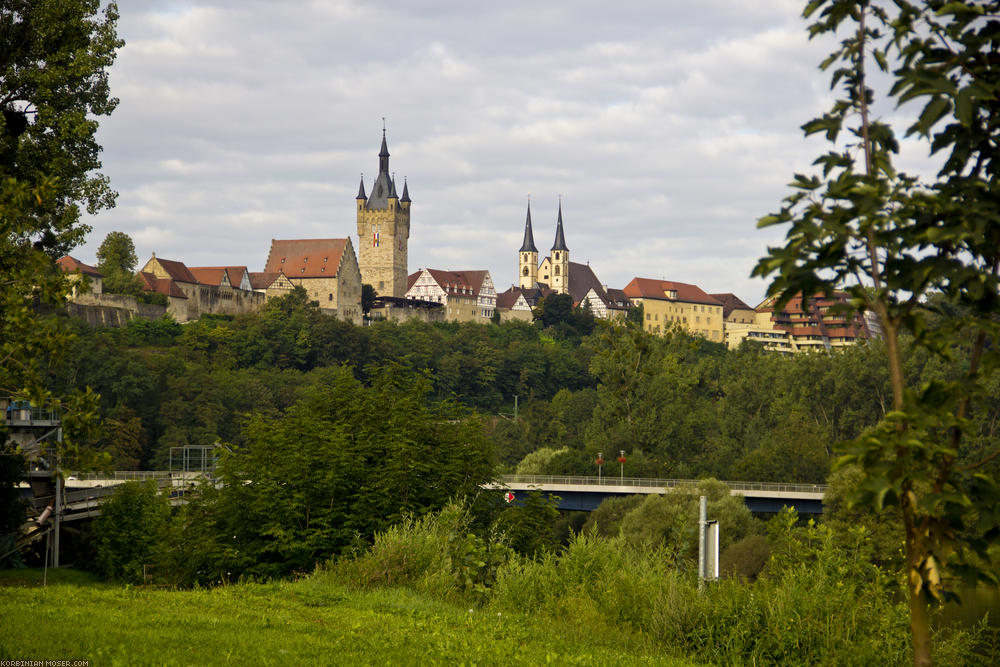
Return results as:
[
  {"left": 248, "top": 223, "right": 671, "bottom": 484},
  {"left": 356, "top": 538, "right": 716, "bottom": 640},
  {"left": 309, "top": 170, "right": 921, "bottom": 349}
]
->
[{"left": 329, "top": 503, "right": 995, "bottom": 666}]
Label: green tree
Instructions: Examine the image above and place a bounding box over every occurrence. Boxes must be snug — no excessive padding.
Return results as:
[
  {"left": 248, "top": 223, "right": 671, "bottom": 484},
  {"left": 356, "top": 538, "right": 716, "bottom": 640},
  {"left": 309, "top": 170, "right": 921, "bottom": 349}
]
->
[
  {"left": 0, "top": 0, "right": 121, "bottom": 438},
  {"left": 92, "top": 480, "right": 169, "bottom": 583},
  {"left": 361, "top": 283, "right": 377, "bottom": 315},
  {"left": 96, "top": 230, "right": 143, "bottom": 296},
  {"left": 618, "top": 479, "right": 759, "bottom": 561},
  {"left": 753, "top": 2, "right": 1000, "bottom": 662},
  {"left": 96, "top": 230, "right": 136, "bottom": 274}
]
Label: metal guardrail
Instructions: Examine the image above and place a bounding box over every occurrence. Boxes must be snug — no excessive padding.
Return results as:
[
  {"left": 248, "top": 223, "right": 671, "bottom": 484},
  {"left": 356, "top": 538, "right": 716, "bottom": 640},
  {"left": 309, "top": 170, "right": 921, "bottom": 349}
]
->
[
  {"left": 75, "top": 470, "right": 174, "bottom": 481},
  {"left": 498, "top": 474, "right": 828, "bottom": 496}
]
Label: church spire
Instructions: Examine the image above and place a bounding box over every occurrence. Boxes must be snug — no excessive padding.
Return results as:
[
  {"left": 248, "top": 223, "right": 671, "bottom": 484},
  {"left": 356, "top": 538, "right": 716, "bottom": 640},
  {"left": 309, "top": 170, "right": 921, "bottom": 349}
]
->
[
  {"left": 551, "top": 200, "right": 568, "bottom": 251},
  {"left": 378, "top": 128, "right": 390, "bottom": 175},
  {"left": 400, "top": 177, "right": 411, "bottom": 203},
  {"left": 356, "top": 174, "right": 367, "bottom": 200},
  {"left": 520, "top": 202, "right": 538, "bottom": 252}
]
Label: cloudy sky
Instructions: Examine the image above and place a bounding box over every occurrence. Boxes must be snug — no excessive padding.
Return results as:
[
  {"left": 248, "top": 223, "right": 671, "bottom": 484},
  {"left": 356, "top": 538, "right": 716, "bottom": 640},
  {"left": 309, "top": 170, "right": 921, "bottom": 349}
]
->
[{"left": 76, "top": 0, "right": 937, "bottom": 306}]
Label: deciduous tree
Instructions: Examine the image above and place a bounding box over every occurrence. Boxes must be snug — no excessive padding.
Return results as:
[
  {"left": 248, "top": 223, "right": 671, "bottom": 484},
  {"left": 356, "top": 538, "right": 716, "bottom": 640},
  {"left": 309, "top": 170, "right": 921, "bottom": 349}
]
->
[{"left": 754, "top": 2, "right": 1000, "bottom": 663}]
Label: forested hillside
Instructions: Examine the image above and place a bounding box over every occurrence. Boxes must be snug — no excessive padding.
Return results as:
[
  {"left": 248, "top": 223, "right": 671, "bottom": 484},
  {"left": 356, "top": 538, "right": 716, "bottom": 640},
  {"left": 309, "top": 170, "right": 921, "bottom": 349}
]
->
[{"left": 43, "top": 287, "right": 1000, "bottom": 485}]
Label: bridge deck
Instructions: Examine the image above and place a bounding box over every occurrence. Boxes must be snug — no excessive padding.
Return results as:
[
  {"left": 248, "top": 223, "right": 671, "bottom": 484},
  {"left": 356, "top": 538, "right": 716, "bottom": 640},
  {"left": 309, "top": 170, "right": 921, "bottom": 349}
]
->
[{"left": 487, "top": 475, "right": 826, "bottom": 513}]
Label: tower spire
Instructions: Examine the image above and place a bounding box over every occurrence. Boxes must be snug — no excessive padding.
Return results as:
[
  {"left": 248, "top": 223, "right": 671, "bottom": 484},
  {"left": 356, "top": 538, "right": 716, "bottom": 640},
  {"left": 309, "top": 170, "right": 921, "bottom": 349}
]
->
[
  {"left": 400, "top": 177, "right": 411, "bottom": 203},
  {"left": 379, "top": 124, "right": 390, "bottom": 174},
  {"left": 551, "top": 199, "right": 568, "bottom": 251},
  {"left": 520, "top": 200, "right": 538, "bottom": 252},
  {"left": 357, "top": 173, "right": 367, "bottom": 199}
]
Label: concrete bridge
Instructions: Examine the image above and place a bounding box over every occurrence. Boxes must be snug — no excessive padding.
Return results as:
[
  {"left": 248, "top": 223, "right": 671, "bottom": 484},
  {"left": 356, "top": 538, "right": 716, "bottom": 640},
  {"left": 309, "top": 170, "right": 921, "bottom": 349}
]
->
[{"left": 487, "top": 474, "right": 827, "bottom": 513}]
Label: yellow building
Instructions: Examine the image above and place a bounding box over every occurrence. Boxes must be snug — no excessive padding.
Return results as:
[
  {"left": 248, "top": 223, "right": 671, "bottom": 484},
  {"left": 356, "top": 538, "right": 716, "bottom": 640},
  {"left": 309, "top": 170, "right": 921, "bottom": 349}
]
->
[
  {"left": 724, "top": 292, "right": 870, "bottom": 353},
  {"left": 262, "top": 238, "right": 363, "bottom": 324},
  {"left": 623, "top": 277, "right": 724, "bottom": 343},
  {"left": 356, "top": 131, "right": 410, "bottom": 297}
]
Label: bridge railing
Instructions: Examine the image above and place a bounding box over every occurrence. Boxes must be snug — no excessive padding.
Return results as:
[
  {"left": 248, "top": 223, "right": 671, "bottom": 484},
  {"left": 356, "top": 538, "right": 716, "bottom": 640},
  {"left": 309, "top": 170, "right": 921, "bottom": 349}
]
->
[
  {"left": 498, "top": 474, "right": 827, "bottom": 496},
  {"left": 74, "top": 470, "right": 190, "bottom": 481}
]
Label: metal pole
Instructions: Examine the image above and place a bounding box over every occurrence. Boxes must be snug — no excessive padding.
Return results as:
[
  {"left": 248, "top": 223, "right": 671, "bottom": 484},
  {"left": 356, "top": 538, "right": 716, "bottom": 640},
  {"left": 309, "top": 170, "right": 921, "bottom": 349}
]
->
[
  {"left": 53, "top": 470, "right": 61, "bottom": 568},
  {"left": 53, "top": 427, "right": 62, "bottom": 568},
  {"left": 698, "top": 495, "right": 707, "bottom": 592},
  {"left": 513, "top": 395, "right": 518, "bottom": 421}
]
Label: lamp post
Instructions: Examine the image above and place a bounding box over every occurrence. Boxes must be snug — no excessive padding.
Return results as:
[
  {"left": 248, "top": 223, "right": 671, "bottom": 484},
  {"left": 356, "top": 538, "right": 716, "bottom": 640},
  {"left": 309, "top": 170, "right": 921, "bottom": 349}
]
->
[
  {"left": 596, "top": 452, "right": 605, "bottom": 483},
  {"left": 617, "top": 450, "right": 626, "bottom": 484}
]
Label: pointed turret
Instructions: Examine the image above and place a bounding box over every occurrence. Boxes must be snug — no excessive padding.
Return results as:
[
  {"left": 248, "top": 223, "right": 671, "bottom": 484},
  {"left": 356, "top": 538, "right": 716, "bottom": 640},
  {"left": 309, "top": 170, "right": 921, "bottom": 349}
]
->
[
  {"left": 400, "top": 178, "right": 411, "bottom": 203},
  {"left": 389, "top": 175, "right": 398, "bottom": 200},
  {"left": 356, "top": 175, "right": 367, "bottom": 200},
  {"left": 379, "top": 129, "right": 390, "bottom": 174},
  {"left": 520, "top": 203, "right": 538, "bottom": 252},
  {"left": 551, "top": 202, "right": 568, "bottom": 252}
]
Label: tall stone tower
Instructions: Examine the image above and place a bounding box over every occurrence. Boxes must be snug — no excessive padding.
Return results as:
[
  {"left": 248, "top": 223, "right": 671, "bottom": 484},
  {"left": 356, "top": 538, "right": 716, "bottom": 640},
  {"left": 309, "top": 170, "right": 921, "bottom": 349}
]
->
[
  {"left": 518, "top": 202, "right": 538, "bottom": 289},
  {"left": 549, "top": 201, "right": 569, "bottom": 294},
  {"left": 356, "top": 130, "right": 410, "bottom": 297}
]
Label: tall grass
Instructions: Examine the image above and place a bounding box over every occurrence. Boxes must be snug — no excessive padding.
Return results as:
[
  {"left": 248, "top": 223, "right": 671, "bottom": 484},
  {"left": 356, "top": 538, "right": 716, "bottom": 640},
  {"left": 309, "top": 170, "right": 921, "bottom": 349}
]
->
[{"left": 326, "top": 504, "right": 990, "bottom": 665}]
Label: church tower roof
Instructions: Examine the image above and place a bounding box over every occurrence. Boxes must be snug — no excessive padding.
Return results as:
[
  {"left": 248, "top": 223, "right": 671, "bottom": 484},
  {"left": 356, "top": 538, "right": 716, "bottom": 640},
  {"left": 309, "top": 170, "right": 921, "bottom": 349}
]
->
[
  {"left": 356, "top": 175, "right": 367, "bottom": 200},
  {"left": 400, "top": 178, "right": 411, "bottom": 203},
  {"left": 551, "top": 201, "right": 569, "bottom": 252},
  {"left": 366, "top": 130, "right": 395, "bottom": 209},
  {"left": 519, "top": 202, "right": 538, "bottom": 253}
]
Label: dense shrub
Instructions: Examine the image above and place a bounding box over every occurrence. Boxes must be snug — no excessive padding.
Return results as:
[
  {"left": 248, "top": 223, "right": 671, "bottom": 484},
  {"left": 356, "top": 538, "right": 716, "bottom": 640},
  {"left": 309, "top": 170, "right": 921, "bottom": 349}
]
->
[
  {"left": 92, "top": 481, "right": 169, "bottom": 583},
  {"left": 720, "top": 534, "right": 770, "bottom": 581},
  {"left": 328, "top": 501, "right": 508, "bottom": 604}
]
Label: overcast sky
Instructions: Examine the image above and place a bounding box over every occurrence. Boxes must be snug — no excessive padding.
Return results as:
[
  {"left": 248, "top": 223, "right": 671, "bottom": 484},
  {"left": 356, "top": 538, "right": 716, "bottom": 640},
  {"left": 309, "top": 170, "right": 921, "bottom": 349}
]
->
[{"left": 76, "top": 0, "right": 938, "bottom": 306}]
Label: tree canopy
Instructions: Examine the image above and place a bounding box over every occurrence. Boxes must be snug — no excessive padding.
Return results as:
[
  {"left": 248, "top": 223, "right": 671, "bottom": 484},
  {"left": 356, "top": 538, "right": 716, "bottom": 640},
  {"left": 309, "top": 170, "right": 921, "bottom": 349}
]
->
[{"left": 753, "top": 2, "right": 1000, "bottom": 663}]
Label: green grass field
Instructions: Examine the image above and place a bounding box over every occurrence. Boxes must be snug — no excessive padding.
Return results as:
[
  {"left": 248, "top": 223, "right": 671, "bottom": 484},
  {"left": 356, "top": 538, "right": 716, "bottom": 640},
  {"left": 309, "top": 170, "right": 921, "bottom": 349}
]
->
[{"left": 0, "top": 569, "right": 690, "bottom": 666}]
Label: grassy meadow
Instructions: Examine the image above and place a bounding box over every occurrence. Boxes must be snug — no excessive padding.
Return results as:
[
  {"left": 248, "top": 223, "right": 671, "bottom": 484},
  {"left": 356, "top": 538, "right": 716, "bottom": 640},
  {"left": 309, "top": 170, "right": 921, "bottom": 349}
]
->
[{"left": 0, "top": 568, "right": 685, "bottom": 666}]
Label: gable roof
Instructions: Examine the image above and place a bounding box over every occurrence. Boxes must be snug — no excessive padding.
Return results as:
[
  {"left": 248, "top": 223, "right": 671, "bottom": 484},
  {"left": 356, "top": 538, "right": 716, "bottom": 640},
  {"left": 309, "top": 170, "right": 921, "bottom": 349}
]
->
[
  {"left": 138, "top": 271, "right": 187, "bottom": 299},
  {"left": 566, "top": 262, "right": 607, "bottom": 305},
  {"left": 496, "top": 287, "right": 532, "bottom": 310},
  {"left": 57, "top": 256, "right": 102, "bottom": 277},
  {"left": 420, "top": 269, "right": 489, "bottom": 297},
  {"left": 709, "top": 292, "right": 754, "bottom": 318},
  {"left": 189, "top": 266, "right": 249, "bottom": 288},
  {"left": 248, "top": 271, "right": 288, "bottom": 290},
  {"left": 623, "top": 277, "right": 722, "bottom": 306},
  {"left": 264, "top": 239, "right": 348, "bottom": 278},
  {"left": 149, "top": 256, "right": 199, "bottom": 284}
]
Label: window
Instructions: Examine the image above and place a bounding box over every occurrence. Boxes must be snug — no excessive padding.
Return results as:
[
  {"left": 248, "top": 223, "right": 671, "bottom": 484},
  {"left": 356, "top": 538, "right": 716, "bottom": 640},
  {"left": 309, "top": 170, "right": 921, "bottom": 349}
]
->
[
  {"left": 554, "top": 266, "right": 560, "bottom": 275},
  {"left": 555, "top": 252, "right": 560, "bottom": 260},
  {"left": 328, "top": 294, "right": 333, "bottom": 301}
]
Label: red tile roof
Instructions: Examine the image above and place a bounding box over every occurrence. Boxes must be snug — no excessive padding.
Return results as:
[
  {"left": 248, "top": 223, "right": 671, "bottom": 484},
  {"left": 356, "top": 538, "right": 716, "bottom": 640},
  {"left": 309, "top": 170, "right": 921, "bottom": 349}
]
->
[
  {"left": 264, "top": 239, "right": 348, "bottom": 278},
  {"left": 496, "top": 287, "right": 529, "bottom": 310},
  {"left": 189, "top": 266, "right": 249, "bottom": 288},
  {"left": 421, "top": 269, "right": 489, "bottom": 297},
  {"left": 138, "top": 271, "right": 187, "bottom": 299},
  {"left": 56, "top": 256, "right": 102, "bottom": 277},
  {"left": 623, "top": 277, "right": 722, "bottom": 306},
  {"left": 709, "top": 292, "right": 754, "bottom": 319},
  {"left": 151, "top": 257, "right": 199, "bottom": 284},
  {"left": 249, "top": 271, "right": 284, "bottom": 290}
]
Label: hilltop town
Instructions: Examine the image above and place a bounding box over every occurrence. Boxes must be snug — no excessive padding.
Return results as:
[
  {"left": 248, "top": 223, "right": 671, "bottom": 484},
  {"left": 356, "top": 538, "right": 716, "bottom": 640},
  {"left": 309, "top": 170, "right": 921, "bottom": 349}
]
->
[{"left": 60, "top": 132, "right": 870, "bottom": 354}]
